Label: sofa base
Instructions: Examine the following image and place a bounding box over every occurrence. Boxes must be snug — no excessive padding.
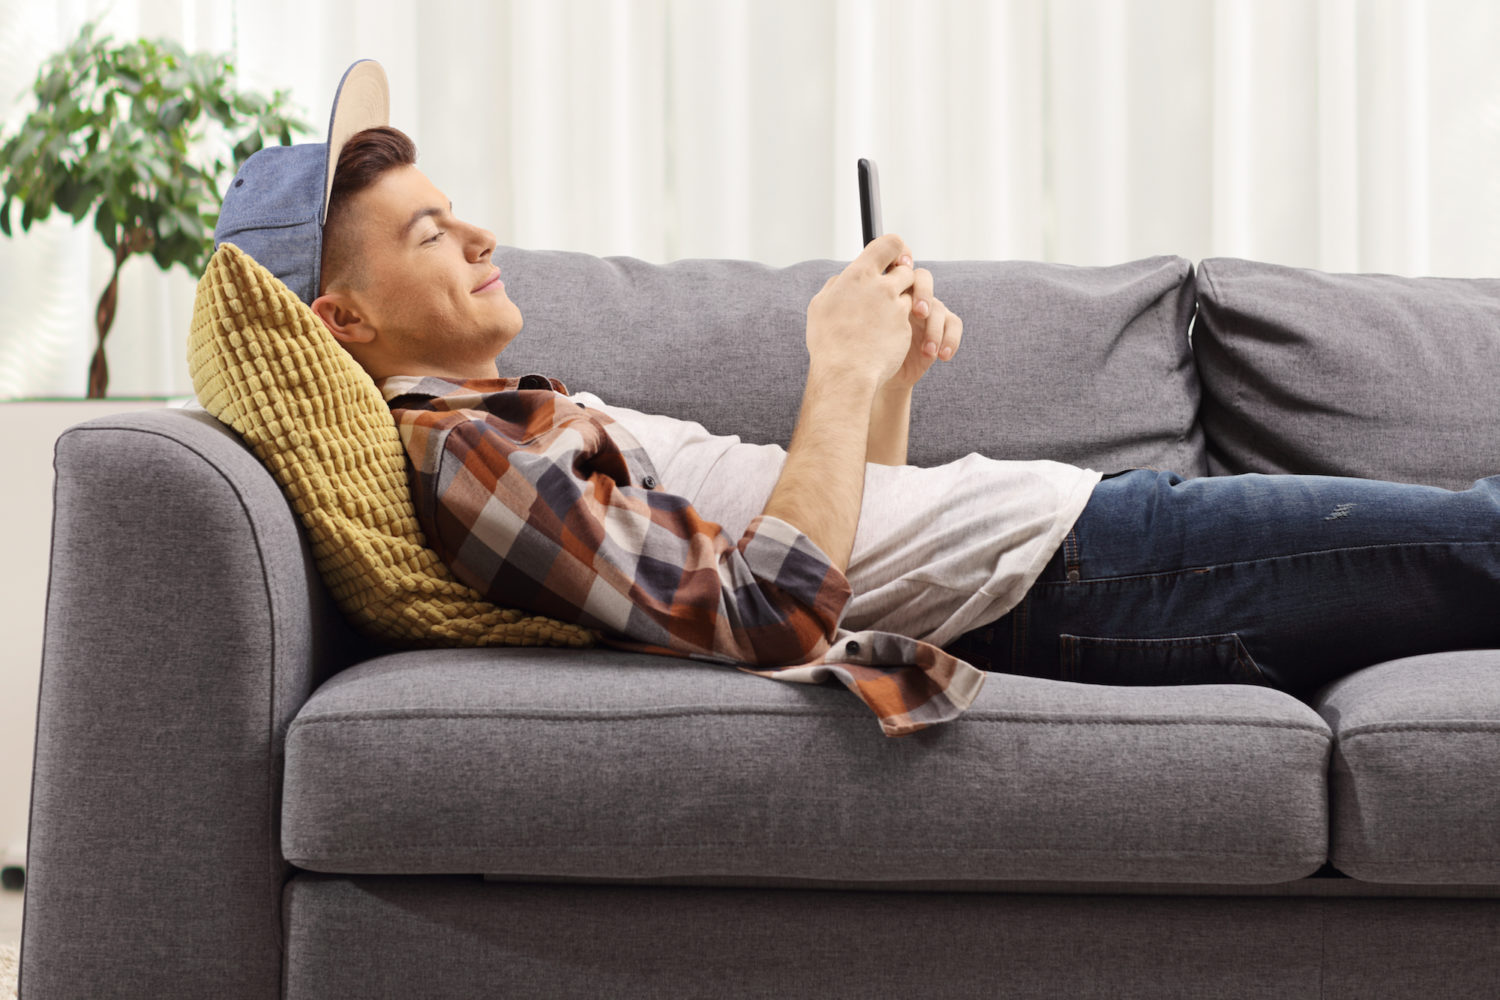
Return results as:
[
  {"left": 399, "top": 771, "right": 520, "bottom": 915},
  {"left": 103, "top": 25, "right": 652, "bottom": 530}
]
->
[{"left": 284, "top": 873, "right": 1500, "bottom": 999}]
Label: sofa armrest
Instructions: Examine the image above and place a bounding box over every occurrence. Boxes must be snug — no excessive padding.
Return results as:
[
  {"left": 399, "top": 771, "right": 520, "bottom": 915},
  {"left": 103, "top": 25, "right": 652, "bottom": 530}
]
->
[{"left": 23, "top": 408, "right": 369, "bottom": 999}]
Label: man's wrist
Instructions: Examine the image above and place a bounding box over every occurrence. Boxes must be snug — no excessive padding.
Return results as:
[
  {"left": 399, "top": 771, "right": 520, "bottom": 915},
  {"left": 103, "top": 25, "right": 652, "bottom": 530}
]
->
[
  {"left": 806, "top": 362, "right": 882, "bottom": 402},
  {"left": 761, "top": 361, "right": 881, "bottom": 573},
  {"left": 866, "top": 380, "right": 912, "bottom": 467}
]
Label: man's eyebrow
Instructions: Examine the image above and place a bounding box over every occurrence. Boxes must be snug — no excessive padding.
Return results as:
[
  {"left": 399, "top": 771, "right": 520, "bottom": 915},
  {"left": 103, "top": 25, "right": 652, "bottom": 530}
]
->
[{"left": 400, "top": 201, "right": 453, "bottom": 238}]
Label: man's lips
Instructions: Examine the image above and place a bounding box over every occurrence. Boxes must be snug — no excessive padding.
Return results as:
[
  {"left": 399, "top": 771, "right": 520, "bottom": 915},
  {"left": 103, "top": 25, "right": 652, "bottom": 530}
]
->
[{"left": 472, "top": 269, "right": 503, "bottom": 294}]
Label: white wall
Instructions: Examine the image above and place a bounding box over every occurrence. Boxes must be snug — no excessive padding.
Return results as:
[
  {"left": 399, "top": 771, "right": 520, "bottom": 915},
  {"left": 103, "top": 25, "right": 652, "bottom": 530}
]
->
[{"left": 2, "top": 0, "right": 1499, "bottom": 400}]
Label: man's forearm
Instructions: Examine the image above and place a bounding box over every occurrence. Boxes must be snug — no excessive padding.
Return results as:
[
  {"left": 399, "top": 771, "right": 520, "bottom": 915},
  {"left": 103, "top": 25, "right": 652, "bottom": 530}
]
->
[
  {"left": 866, "top": 384, "right": 911, "bottom": 466},
  {"left": 761, "top": 364, "right": 878, "bottom": 574}
]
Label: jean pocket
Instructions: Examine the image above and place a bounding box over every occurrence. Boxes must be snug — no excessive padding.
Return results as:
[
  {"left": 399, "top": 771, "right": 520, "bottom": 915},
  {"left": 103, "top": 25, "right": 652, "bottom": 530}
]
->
[{"left": 1059, "top": 633, "right": 1269, "bottom": 686}]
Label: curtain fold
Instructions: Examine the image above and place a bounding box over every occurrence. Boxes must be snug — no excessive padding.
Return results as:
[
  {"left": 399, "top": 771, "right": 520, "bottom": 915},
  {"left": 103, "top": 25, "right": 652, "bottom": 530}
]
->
[{"left": 1, "top": 0, "right": 1496, "bottom": 398}]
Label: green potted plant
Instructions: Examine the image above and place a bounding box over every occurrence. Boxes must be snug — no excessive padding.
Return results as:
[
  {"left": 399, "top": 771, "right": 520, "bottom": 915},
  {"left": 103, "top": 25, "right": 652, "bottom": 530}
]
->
[{"left": 0, "top": 19, "right": 311, "bottom": 398}]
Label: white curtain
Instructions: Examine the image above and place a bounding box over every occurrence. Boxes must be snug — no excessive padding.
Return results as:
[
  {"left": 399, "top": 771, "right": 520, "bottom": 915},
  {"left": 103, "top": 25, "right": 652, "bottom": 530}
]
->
[{"left": 2, "top": 0, "right": 1497, "bottom": 398}]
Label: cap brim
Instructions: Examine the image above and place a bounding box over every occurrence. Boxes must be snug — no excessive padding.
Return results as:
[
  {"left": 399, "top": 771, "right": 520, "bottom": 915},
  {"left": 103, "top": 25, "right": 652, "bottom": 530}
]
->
[{"left": 321, "top": 60, "right": 391, "bottom": 225}]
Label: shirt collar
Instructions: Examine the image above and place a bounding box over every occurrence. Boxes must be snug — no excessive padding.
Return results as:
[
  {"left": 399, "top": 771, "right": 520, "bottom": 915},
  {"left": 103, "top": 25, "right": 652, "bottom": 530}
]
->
[{"left": 376, "top": 373, "right": 569, "bottom": 402}]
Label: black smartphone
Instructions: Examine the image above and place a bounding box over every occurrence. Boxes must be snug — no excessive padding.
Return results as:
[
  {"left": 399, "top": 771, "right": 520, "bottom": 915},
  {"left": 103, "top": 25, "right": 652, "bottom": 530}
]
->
[{"left": 858, "top": 158, "right": 882, "bottom": 246}]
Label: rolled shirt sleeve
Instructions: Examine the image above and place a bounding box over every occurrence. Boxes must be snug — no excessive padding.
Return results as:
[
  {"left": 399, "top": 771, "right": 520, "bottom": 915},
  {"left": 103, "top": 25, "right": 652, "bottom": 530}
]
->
[{"left": 404, "top": 393, "right": 851, "bottom": 666}]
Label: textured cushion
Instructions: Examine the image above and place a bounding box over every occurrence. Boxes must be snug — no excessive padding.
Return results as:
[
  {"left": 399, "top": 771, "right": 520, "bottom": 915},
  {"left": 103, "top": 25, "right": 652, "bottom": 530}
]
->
[
  {"left": 186, "top": 243, "right": 593, "bottom": 648},
  {"left": 282, "top": 648, "right": 1331, "bottom": 884},
  {"left": 497, "top": 249, "right": 1207, "bottom": 477},
  {"left": 1315, "top": 649, "right": 1500, "bottom": 884},
  {"left": 1194, "top": 258, "right": 1500, "bottom": 488}
]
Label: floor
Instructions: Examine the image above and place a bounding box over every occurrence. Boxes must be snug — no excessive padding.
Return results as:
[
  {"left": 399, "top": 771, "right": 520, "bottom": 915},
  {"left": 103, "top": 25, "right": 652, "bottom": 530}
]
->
[{"left": 0, "top": 888, "right": 21, "bottom": 944}]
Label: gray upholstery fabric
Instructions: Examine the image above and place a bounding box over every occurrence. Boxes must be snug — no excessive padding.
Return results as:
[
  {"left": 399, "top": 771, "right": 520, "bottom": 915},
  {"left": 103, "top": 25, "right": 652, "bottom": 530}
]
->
[
  {"left": 1194, "top": 258, "right": 1500, "bottom": 488},
  {"left": 282, "top": 647, "right": 1329, "bottom": 884},
  {"left": 22, "top": 410, "right": 367, "bottom": 1000},
  {"left": 25, "top": 248, "right": 1500, "bottom": 998},
  {"left": 497, "top": 248, "right": 1207, "bottom": 476},
  {"left": 283, "top": 873, "right": 1500, "bottom": 1000},
  {"left": 1314, "top": 649, "right": 1500, "bottom": 884}
]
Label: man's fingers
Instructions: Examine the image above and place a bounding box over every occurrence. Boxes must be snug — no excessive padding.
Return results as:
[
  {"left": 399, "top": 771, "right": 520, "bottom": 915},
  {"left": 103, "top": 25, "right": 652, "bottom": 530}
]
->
[
  {"left": 920, "top": 300, "right": 962, "bottom": 361},
  {"left": 939, "top": 310, "right": 963, "bottom": 360},
  {"left": 910, "top": 267, "right": 934, "bottom": 307},
  {"left": 923, "top": 304, "right": 944, "bottom": 357},
  {"left": 881, "top": 262, "right": 916, "bottom": 300},
  {"left": 858, "top": 232, "right": 915, "bottom": 276},
  {"left": 910, "top": 267, "right": 935, "bottom": 330}
]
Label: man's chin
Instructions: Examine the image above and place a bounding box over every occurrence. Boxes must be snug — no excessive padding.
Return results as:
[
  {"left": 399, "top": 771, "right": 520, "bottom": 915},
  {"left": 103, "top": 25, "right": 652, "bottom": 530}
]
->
[
  {"left": 502, "top": 301, "right": 523, "bottom": 335},
  {"left": 494, "top": 322, "right": 522, "bottom": 356}
]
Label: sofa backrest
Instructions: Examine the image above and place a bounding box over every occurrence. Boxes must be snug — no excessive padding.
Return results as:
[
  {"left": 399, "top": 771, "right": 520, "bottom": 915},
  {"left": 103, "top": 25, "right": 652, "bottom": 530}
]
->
[
  {"left": 1195, "top": 258, "right": 1500, "bottom": 490},
  {"left": 495, "top": 247, "right": 1499, "bottom": 488},
  {"left": 496, "top": 247, "right": 1205, "bottom": 476}
]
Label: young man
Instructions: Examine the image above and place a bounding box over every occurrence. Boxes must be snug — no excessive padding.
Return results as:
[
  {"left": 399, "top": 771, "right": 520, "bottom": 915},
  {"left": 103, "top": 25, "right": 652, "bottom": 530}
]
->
[{"left": 215, "top": 62, "right": 1500, "bottom": 735}]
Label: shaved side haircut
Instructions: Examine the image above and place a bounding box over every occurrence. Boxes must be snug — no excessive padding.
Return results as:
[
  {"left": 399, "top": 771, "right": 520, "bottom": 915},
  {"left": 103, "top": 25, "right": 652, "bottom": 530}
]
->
[{"left": 320, "top": 125, "right": 418, "bottom": 293}]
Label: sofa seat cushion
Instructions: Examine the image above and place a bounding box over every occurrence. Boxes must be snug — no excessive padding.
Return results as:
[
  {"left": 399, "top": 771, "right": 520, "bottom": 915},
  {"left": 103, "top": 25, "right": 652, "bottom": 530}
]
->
[
  {"left": 1316, "top": 649, "right": 1500, "bottom": 884},
  {"left": 283, "top": 649, "right": 1331, "bottom": 884}
]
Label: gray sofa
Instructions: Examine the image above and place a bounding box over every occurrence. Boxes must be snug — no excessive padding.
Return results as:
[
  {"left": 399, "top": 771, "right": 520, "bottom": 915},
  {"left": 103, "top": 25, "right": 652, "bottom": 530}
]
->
[{"left": 22, "top": 249, "right": 1500, "bottom": 998}]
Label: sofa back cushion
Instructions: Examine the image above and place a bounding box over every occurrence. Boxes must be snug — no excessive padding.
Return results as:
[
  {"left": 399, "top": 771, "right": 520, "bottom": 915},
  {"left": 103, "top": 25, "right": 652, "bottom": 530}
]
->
[
  {"left": 1194, "top": 258, "right": 1500, "bottom": 489},
  {"left": 497, "top": 249, "right": 1206, "bottom": 476}
]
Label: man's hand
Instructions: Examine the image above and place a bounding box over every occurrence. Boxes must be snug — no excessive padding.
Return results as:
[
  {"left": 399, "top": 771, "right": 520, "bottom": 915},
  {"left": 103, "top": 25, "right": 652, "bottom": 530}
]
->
[
  {"left": 863, "top": 262, "right": 963, "bottom": 465},
  {"left": 804, "top": 232, "right": 918, "bottom": 390},
  {"left": 884, "top": 265, "right": 964, "bottom": 393},
  {"left": 760, "top": 234, "right": 919, "bottom": 574}
]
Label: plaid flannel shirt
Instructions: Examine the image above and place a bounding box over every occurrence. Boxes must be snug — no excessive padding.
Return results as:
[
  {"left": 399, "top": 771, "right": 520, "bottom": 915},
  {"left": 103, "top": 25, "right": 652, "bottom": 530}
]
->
[{"left": 378, "top": 374, "right": 987, "bottom": 736}]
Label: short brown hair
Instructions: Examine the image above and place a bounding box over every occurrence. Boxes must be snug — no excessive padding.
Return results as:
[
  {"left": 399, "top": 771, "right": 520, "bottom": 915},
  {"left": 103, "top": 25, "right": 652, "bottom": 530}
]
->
[{"left": 320, "top": 126, "right": 418, "bottom": 293}]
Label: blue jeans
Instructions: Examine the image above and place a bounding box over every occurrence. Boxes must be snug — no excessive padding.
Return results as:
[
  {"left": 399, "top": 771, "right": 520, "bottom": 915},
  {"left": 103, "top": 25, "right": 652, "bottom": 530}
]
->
[{"left": 944, "top": 469, "right": 1500, "bottom": 697}]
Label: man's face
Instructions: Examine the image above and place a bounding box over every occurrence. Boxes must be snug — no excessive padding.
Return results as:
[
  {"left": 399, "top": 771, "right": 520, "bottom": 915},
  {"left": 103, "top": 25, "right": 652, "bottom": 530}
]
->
[{"left": 315, "top": 164, "right": 522, "bottom": 380}]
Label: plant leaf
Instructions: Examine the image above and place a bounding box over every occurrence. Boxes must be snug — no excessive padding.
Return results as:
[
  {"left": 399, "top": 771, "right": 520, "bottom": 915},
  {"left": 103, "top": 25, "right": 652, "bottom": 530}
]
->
[
  {"left": 232, "top": 132, "right": 263, "bottom": 165},
  {"left": 0, "top": 14, "right": 314, "bottom": 286},
  {"left": 93, "top": 203, "right": 117, "bottom": 249},
  {"left": 54, "top": 174, "right": 81, "bottom": 214},
  {"left": 158, "top": 97, "right": 190, "bottom": 132}
]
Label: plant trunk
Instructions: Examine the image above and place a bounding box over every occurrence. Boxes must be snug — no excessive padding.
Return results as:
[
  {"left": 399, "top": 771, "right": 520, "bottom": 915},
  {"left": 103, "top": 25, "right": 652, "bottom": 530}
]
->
[{"left": 89, "top": 240, "right": 131, "bottom": 399}]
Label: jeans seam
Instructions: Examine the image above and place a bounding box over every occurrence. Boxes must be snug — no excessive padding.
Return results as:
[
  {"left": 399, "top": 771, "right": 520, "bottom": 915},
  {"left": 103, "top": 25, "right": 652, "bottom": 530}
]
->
[
  {"left": 1053, "top": 632, "right": 1270, "bottom": 687},
  {"left": 1031, "top": 537, "right": 1499, "bottom": 588},
  {"left": 1063, "top": 528, "right": 1081, "bottom": 582},
  {"left": 1012, "top": 595, "right": 1030, "bottom": 674},
  {"left": 1234, "top": 636, "right": 1270, "bottom": 684},
  {"left": 1062, "top": 634, "right": 1239, "bottom": 647}
]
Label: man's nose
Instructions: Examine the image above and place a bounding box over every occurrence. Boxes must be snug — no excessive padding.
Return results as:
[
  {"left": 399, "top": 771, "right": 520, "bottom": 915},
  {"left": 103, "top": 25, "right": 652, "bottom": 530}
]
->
[{"left": 470, "top": 227, "right": 497, "bottom": 259}]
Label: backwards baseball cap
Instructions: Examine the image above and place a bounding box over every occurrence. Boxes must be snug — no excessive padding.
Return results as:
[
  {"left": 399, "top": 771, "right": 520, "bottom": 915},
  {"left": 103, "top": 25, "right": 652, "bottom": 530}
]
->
[{"left": 213, "top": 60, "right": 390, "bottom": 304}]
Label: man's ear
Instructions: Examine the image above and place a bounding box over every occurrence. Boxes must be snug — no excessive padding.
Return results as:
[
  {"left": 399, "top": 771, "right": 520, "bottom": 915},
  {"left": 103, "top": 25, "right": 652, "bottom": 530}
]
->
[{"left": 310, "top": 291, "right": 376, "bottom": 345}]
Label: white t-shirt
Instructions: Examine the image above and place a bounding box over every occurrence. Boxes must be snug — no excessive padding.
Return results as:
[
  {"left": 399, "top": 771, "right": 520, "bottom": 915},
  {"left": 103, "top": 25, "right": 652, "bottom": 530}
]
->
[{"left": 570, "top": 391, "right": 1102, "bottom": 648}]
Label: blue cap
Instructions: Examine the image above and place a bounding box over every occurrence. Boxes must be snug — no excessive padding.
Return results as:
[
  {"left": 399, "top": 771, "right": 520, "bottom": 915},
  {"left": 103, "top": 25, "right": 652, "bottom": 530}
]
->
[{"left": 213, "top": 60, "right": 390, "bottom": 304}]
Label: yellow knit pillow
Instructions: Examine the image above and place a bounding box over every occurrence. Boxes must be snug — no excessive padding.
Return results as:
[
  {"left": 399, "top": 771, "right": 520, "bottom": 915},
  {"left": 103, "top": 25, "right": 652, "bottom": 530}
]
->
[{"left": 187, "top": 243, "right": 595, "bottom": 649}]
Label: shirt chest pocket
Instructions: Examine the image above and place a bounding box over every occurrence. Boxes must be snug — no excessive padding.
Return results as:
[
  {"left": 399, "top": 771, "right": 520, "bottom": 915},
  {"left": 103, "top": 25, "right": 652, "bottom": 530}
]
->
[{"left": 1059, "top": 632, "right": 1269, "bottom": 686}]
